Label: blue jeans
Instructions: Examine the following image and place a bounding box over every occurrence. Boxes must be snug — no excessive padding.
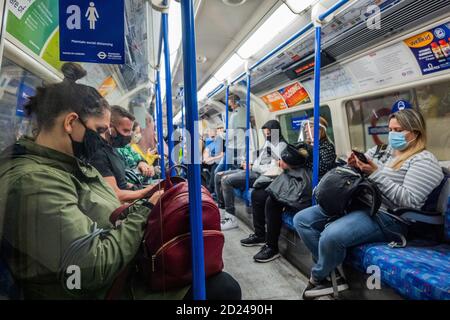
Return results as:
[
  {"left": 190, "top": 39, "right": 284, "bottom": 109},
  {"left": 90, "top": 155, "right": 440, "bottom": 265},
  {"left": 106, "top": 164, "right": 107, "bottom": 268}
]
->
[{"left": 293, "top": 205, "right": 407, "bottom": 281}]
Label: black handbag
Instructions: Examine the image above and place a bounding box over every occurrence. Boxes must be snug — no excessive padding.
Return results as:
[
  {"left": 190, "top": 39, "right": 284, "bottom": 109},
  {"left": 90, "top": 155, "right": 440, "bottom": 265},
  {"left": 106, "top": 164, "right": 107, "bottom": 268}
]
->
[{"left": 266, "top": 168, "right": 312, "bottom": 210}]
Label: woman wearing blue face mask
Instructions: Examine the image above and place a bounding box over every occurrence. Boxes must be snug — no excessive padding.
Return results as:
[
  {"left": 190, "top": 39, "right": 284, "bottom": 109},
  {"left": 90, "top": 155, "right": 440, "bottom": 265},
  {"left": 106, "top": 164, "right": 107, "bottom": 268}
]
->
[{"left": 293, "top": 109, "right": 444, "bottom": 299}]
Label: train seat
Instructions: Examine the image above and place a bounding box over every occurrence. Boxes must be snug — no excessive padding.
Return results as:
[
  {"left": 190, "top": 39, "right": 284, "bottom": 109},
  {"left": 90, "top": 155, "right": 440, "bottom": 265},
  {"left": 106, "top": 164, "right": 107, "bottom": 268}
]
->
[
  {"left": 282, "top": 211, "right": 296, "bottom": 232},
  {"left": 280, "top": 168, "right": 450, "bottom": 300},
  {"left": 233, "top": 188, "right": 253, "bottom": 205},
  {"left": 347, "top": 170, "right": 450, "bottom": 300},
  {"left": 347, "top": 242, "right": 450, "bottom": 300}
]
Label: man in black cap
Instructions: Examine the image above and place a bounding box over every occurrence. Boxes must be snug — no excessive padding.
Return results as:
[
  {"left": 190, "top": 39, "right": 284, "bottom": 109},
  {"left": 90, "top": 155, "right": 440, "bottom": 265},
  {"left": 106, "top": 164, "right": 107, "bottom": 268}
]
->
[
  {"left": 217, "top": 119, "right": 287, "bottom": 231},
  {"left": 241, "top": 142, "right": 312, "bottom": 263}
]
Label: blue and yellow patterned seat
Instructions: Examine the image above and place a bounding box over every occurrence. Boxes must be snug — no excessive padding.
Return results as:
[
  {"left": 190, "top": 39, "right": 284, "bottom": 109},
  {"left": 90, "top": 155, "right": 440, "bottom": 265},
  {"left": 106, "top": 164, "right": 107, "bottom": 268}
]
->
[{"left": 347, "top": 242, "right": 450, "bottom": 300}]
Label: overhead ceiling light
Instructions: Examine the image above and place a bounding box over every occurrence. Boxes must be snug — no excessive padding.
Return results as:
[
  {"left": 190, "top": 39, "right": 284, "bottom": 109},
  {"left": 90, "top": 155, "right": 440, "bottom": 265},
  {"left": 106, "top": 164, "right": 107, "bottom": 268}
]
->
[
  {"left": 237, "top": 4, "right": 298, "bottom": 59},
  {"left": 222, "top": 0, "right": 247, "bottom": 6},
  {"left": 168, "top": 1, "right": 182, "bottom": 56},
  {"left": 285, "top": 0, "right": 317, "bottom": 14},
  {"left": 213, "top": 54, "right": 244, "bottom": 82}
]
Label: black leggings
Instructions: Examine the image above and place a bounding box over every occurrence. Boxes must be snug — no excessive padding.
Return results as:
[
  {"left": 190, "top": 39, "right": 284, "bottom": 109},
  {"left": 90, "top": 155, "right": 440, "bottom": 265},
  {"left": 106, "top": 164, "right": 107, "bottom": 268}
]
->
[
  {"left": 183, "top": 271, "right": 242, "bottom": 300},
  {"left": 251, "top": 188, "right": 304, "bottom": 252}
]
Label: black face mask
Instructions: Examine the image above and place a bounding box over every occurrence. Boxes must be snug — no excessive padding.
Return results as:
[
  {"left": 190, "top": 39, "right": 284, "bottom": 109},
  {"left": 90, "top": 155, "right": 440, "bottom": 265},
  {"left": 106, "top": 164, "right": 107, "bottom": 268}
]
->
[
  {"left": 69, "top": 119, "right": 108, "bottom": 161},
  {"left": 111, "top": 127, "right": 132, "bottom": 148}
]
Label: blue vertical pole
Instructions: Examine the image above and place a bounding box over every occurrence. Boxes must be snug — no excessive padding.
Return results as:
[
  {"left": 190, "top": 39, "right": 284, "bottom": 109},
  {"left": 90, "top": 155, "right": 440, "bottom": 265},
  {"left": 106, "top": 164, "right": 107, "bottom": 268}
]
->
[
  {"left": 181, "top": 88, "right": 185, "bottom": 164},
  {"left": 156, "top": 71, "right": 166, "bottom": 180},
  {"left": 245, "top": 72, "right": 251, "bottom": 207},
  {"left": 224, "top": 85, "right": 230, "bottom": 171},
  {"left": 180, "top": 0, "right": 206, "bottom": 300},
  {"left": 312, "top": 25, "right": 322, "bottom": 201},
  {"left": 162, "top": 12, "right": 175, "bottom": 176}
]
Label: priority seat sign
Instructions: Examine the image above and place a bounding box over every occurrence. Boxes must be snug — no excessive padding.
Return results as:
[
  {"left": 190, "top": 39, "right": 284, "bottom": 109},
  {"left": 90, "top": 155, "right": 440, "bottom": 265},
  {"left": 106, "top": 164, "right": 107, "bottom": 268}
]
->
[{"left": 59, "top": 0, "right": 125, "bottom": 64}]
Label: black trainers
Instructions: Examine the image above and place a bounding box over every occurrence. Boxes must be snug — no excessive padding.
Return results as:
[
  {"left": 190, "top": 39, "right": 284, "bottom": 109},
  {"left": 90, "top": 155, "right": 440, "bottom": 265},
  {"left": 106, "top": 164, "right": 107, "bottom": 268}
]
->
[
  {"left": 240, "top": 234, "right": 265, "bottom": 247},
  {"left": 253, "top": 245, "right": 280, "bottom": 263},
  {"left": 302, "top": 278, "right": 349, "bottom": 299}
]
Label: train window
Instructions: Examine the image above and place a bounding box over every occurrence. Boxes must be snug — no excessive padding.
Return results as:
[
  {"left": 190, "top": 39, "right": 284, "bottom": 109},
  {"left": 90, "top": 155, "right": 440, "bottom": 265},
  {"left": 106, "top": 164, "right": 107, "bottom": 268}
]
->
[
  {"left": 345, "top": 91, "right": 414, "bottom": 153},
  {"left": 278, "top": 105, "right": 334, "bottom": 144},
  {"left": 0, "top": 58, "right": 42, "bottom": 152},
  {"left": 415, "top": 81, "right": 450, "bottom": 161},
  {"left": 345, "top": 81, "right": 450, "bottom": 161}
]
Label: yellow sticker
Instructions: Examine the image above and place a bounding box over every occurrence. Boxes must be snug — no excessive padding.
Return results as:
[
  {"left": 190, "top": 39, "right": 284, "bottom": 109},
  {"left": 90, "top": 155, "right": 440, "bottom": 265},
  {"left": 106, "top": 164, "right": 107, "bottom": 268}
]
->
[{"left": 404, "top": 31, "right": 434, "bottom": 48}]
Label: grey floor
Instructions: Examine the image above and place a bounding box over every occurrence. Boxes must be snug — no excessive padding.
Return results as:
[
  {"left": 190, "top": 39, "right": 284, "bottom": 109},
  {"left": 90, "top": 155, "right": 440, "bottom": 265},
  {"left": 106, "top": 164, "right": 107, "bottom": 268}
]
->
[{"left": 222, "top": 217, "right": 310, "bottom": 300}]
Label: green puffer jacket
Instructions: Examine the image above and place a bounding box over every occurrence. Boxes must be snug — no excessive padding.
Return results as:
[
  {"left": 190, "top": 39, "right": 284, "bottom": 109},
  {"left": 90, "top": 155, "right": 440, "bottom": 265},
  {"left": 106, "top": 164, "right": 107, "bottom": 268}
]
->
[{"left": 0, "top": 137, "right": 188, "bottom": 300}]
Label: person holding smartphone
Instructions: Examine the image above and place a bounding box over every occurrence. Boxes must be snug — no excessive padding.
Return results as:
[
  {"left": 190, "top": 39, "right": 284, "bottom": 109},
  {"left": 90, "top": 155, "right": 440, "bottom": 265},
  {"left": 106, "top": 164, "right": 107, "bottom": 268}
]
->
[{"left": 293, "top": 109, "right": 443, "bottom": 299}]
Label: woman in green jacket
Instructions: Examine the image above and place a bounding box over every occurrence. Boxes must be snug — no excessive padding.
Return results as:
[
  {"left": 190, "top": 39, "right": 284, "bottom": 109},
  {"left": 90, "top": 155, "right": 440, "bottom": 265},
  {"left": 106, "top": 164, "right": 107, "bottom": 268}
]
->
[{"left": 0, "top": 63, "right": 240, "bottom": 300}]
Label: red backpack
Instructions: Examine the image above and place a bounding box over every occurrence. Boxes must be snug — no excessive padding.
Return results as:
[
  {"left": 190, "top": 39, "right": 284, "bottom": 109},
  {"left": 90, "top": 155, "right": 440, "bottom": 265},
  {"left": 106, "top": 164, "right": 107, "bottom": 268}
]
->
[
  {"left": 143, "top": 176, "right": 224, "bottom": 291},
  {"left": 110, "top": 172, "right": 224, "bottom": 293}
]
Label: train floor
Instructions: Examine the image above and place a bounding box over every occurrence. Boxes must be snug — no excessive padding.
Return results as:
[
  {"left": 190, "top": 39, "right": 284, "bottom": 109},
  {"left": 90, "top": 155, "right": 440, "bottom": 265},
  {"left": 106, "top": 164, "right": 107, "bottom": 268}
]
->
[{"left": 222, "top": 216, "right": 319, "bottom": 300}]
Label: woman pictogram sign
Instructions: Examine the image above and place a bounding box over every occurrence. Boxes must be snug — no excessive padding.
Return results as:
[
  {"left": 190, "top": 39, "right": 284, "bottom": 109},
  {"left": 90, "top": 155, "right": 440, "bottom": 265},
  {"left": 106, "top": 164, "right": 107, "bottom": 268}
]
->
[{"left": 86, "top": 2, "right": 99, "bottom": 30}]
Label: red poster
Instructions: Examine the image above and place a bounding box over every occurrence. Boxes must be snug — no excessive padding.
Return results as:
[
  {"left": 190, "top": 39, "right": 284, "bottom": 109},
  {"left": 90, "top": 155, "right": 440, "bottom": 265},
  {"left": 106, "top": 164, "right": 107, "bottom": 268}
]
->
[{"left": 278, "top": 82, "right": 310, "bottom": 107}]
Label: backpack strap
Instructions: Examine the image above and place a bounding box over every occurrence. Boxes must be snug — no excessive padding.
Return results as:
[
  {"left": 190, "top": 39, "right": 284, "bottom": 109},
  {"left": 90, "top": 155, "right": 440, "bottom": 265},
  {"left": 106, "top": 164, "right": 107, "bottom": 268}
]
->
[{"left": 358, "top": 180, "right": 382, "bottom": 217}]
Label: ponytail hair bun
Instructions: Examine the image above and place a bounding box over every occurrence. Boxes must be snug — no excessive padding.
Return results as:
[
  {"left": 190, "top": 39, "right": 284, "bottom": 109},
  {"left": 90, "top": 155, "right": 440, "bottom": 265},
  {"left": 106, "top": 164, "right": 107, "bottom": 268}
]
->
[{"left": 61, "top": 62, "right": 87, "bottom": 83}]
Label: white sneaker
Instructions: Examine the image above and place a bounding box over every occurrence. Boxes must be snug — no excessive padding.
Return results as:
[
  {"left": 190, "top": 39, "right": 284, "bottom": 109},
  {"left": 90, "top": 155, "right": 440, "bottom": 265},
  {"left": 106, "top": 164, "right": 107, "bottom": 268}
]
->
[
  {"left": 221, "top": 215, "right": 238, "bottom": 231},
  {"left": 219, "top": 208, "right": 228, "bottom": 220}
]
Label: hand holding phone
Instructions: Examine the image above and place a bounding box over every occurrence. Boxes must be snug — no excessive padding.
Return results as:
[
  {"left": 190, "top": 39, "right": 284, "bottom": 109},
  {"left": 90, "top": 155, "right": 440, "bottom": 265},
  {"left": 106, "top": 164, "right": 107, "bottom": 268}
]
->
[{"left": 352, "top": 149, "right": 369, "bottom": 164}]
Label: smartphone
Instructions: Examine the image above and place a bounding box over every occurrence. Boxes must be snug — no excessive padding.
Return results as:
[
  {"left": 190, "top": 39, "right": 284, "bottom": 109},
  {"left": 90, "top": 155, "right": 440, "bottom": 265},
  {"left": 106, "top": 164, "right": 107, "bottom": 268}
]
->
[{"left": 352, "top": 149, "right": 368, "bottom": 164}]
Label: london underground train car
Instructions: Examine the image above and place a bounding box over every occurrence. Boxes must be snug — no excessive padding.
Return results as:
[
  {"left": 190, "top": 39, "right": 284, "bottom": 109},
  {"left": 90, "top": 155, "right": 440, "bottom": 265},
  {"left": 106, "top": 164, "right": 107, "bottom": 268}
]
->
[{"left": 0, "top": 0, "right": 449, "bottom": 303}]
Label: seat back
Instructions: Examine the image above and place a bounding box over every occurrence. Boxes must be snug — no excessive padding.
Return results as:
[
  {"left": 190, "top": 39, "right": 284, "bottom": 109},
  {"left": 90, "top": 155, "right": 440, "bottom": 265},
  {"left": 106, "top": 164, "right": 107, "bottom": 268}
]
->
[{"left": 421, "top": 168, "right": 449, "bottom": 213}]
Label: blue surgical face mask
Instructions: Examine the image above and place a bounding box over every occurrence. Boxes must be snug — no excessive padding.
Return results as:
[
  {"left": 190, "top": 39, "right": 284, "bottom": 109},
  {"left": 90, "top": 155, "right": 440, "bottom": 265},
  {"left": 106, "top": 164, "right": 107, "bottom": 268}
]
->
[{"left": 389, "top": 131, "right": 409, "bottom": 150}]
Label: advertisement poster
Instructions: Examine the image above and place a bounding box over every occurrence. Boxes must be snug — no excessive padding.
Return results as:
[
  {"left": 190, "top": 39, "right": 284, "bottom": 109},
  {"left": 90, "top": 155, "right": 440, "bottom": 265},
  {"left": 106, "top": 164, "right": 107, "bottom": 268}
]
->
[
  {"left": 261, "top": 82, "right": 310, "bottom": 112},
  {"left": 98, "top": 76, "right": 117, "bottom": 97},
  {"left": 59, "top": 0, "right": 125, "bottom": 64},
  {"left": 6, "top": 0, "right": 62, "bottom": 70},
  {"left": 261, "top": 91, "right": 288, "bottom": 112},
  {"left": 346, "top": 42, "right": 419, "bottom": 91},
  {"left": 16, "top": 81, "right": 35, "bottom": 117},
  {"left": 404, "top": 23, "right": 450, "bottom": 75},
  {"left": 279, "top": 82, "right": 311, "bottom": 107}
]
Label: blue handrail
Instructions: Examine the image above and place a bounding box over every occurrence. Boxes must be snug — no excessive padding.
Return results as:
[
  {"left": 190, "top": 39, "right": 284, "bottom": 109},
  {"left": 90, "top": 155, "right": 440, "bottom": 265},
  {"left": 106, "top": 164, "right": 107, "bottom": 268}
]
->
[
  {"left": 180, "top": 0, "right": 206, "bottom": 300},
  {"left": 207, "top": 83, "right": 225, "bottom": 99},
  {"left": 181, "top": 88, "right": 185, "bottom": 163},
  {"left": 224, "top": 85, "right": 230, "bottom": 171},
  {"left": 162, "top": 12, "right": 175, "bottom": 176},
  {"left": 245, "top": 73, "right": 251, "bottom": 207},
  {"left": 318, "top": 0, "right": 349, "bottom": 21},
  {"left": 210, "top": 22, "right": 315, "bottom": 96},
  {"left": 311, "top": 0, "right": 349, "bottom": 192},
  {"left": 155, "top": 71, "right": 166, "bottom": 180},
  {"left": 312, "top": 25, "right": 322, "bottom": 198},
  {"left": 206, "top": 0, "right": 350, "bottom": 98}
]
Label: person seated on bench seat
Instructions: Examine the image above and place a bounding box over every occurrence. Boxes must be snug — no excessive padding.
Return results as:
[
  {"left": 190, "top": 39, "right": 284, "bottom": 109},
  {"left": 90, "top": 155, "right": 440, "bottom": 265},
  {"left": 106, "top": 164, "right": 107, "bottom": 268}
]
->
[
  {"left": 301, "top": 117, "right": 336, "bottom": 178},
  {"left": 0, "top": 63, "right": 241, "bottom": 300},
  {"left": 240, "top": 116, "right": 336, "bottom": 263},
  {"left": 241, "top": 143, "right": 312, "bottom": 263},
  {"left": 293, "top": 109, "right": 444, "bottom": 299},
  {"left": 216, "top": 120, "right": 287, "bottom": 231},
  {"left": 89, "top": 106, "right": 158, "bottom": 203},
  {"left": 116, "top": 122, "right": 156, "bottom": 185}
]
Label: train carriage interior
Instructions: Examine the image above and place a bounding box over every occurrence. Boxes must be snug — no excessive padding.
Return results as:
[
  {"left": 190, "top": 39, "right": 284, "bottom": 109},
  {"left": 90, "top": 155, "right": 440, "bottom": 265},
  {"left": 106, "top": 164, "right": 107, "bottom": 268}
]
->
[{"left": 0, "top": 0, "right": 449, "bottom": 301}]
